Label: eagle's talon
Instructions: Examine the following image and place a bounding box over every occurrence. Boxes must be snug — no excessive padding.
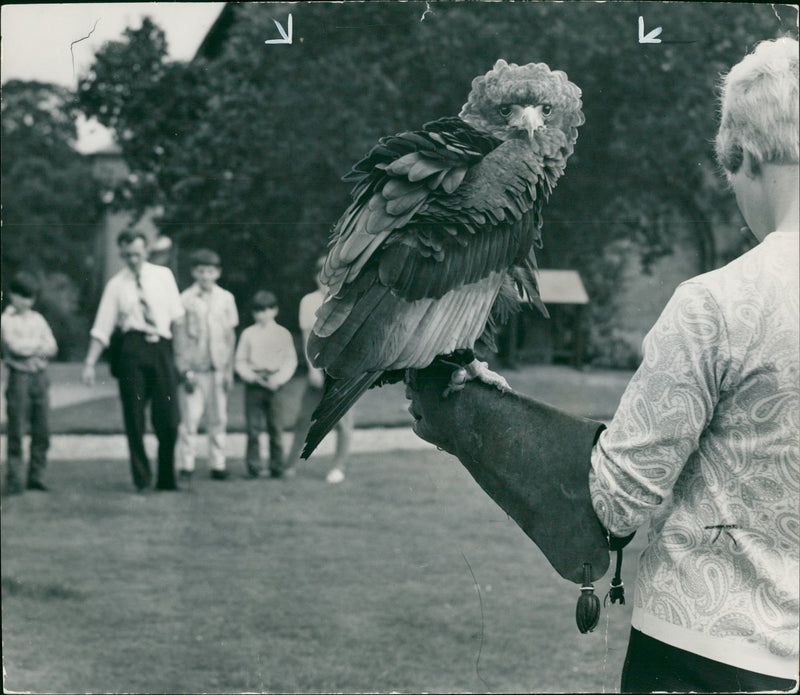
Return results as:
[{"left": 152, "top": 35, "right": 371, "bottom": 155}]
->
[
  {"left": 440, "top": 360, "right": 510, "bottom": 397},
  {"left": 442, "top": 366, "right": 468, "bottom": 398},
  {"left": 465, "top": 359, "right": 511, "bottom": 392}
]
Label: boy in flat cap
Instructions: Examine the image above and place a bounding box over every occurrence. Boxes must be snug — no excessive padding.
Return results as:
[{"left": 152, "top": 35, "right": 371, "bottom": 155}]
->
[{"left": 174, "top": 249, "right": 239, "bottom": 481}]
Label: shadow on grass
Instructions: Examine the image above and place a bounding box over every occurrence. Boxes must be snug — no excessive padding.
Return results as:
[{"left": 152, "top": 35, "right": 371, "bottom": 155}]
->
[{"left": 2, "top": 576, "right": 86, "bottom": 601}]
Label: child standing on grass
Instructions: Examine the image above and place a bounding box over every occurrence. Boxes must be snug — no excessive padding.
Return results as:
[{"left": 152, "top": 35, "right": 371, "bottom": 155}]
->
[
  {"left": 234, "top": 290, "right": 297, "bottom": 479},
  {"left": 1, "top": 271, "right": 58, "bottom": 495},
  {"left": 174, "top": 249, "right": 239, "bottom": 482},
  {"left": 286, "top": 256, "right": 353, "bottom": 483}
]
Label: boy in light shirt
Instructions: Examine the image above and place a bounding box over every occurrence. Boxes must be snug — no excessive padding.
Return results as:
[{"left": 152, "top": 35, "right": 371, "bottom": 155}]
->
[
  {"left": 1, "top": 272, "right": 58, "bottom": 495},
  {"left": 174, "top": 249, "right": 239, "bottom": 481},
  {"left": 235, "top": 290, "right": 297, "bottom": 479}
]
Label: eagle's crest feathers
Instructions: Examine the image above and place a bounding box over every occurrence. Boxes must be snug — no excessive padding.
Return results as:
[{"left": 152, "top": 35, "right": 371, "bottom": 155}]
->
[{"left": 459, "top": 59, "right": 584, "bottom": 161}]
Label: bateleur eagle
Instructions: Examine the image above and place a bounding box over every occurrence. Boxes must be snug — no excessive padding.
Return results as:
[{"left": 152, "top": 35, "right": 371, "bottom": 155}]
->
[{"left": 302, "top": 59, "right": 584, "bottom": 457}]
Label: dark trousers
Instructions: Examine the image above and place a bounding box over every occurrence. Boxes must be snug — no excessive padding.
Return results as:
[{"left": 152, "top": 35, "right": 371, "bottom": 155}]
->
[
  {"left": 244, "top": 383, "right": 284, "bottom": 475},
  {"left": 621, "top": 627, "right": 797, "bottom": 693},
  {"left": 5, "top": 369, "right": 50, "bottom": 490},
  {"left": 117, "top": 332, "right": 180, "bottom": 490}
]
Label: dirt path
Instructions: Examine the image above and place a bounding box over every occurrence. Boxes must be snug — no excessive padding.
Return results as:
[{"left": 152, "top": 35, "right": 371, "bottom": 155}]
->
[{"left": 0, "top": 427, "right": 434, "bottom": 462}]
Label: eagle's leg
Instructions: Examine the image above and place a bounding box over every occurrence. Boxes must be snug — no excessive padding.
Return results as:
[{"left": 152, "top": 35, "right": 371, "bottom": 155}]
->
[
  {"left": 436, "top": 350, "right": 510, "bottom": 398},
  {"left": 465, "top": 359, "right": 510, "bottom": 391}
]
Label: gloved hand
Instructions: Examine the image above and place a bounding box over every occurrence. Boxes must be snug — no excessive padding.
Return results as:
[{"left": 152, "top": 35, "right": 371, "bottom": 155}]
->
[
  {"left": 405, "top": 362, "right": 466, "bottom": 454},
  {"left": 406, "top": 363, "right": 611, "bottom": 585}
]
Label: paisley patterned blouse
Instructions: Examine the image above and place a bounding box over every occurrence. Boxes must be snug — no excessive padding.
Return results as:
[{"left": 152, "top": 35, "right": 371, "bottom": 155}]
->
[{"left": 590, "top": 231, "right": 799, "bottom": 679}]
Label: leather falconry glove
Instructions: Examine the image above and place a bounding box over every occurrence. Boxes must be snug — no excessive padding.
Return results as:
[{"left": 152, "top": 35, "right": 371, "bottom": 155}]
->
[{"left": 406, "top": 361, "right": 633, "bottom": 632}]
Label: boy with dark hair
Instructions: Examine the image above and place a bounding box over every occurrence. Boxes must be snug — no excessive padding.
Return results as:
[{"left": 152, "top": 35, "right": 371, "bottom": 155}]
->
[
  {"left": 234, "top": 290, "right": 297, "bottom": 478},
  {"left": 1, "top": 271, "right": 58, "bottom": 495},
  {"left": 174, "top": 249, "right": 239, "bottom": 481}
]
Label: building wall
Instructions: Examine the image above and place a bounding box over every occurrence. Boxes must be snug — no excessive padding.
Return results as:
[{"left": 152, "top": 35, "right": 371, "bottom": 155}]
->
[
  {"left": 88, "top": 150, "right": 165, "bottom": 284},
  {"left": 614, "top": 241, "right": 703, "bottom": 361},
  {"left": 612, "top": 218, "right": 748, "bottom": 362}
]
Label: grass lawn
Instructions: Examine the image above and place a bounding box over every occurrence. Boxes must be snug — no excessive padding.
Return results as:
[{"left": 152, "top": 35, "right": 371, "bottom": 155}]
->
[{"left": 1, "top": 448, "right": 644, "bottom": 693}]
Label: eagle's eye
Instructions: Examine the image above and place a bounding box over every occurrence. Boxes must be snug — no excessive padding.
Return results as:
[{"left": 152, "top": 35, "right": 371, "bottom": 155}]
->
[
  {"left": 541, "top": 104, "right": 553, "bottom": 118},
  {"left": 498, "top": 104, "right": 513, "bottom": 118}
]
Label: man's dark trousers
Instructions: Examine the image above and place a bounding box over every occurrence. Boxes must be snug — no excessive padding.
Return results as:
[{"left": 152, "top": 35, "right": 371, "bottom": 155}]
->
[
  {"left": 5, "top": 369, "right": 50, "bottom": 490},
  {"left": 117, "top": 332, "right": 180, "bottom": 490}
]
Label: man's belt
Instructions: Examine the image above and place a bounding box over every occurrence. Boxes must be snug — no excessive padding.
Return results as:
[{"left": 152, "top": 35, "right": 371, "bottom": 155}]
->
[{"left": 125, "top": 330, "right": 165, "bottom": 344}]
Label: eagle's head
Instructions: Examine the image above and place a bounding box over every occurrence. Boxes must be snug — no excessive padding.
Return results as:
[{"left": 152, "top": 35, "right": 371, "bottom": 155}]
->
[{"left": 460, "top": 59, "right": 584, "bottom": 159}]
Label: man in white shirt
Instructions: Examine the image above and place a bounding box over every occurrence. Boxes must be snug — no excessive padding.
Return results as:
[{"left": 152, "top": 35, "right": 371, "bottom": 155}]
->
[{"left": 82, "top": 230, "right": 185, "bottom": 492}]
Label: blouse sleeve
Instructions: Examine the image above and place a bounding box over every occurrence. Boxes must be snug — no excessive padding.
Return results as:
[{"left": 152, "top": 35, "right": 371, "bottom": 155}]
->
[
  {"left": 227, "top": 292, "right": 239, "bottom": 329},
  {"left": 589, "top": 282, "right": 730, "bottom": 537}
]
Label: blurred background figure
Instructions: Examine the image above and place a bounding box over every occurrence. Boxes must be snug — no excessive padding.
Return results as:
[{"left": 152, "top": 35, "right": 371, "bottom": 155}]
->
[
  {"left": 174, "top": 249, "right": 239, "bottom": 482},
  {"left": 234, "top": 290, "right": 297, "bottom": 479},
  {"left": 82, "top": 230, "right": 185, "bottom": 492},
  {"left": 149, "top": 235, "right": 174, "bottom": 267},
  {"left": 1, "top": 271, "right": 58, "bottom": 495},
  {"left": 286, "top": 257, "right": 353, "bottom": 484}
]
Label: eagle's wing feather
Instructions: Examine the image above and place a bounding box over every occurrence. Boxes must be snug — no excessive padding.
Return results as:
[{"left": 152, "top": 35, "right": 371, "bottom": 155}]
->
[
  {"left": 304, "top": 118, "right": 546, "bottom": 453},
  {"left": 376, "top": 140, "right": 547, "bottom": 303},
  {"left": 322, "top": 118, "right": 496, "bottom": 295},
  {"left": 301, "top": 370, "right": 383, "bottom": 458},
  {"left": 309, "top": 121, "right": 545, "bottom": 381}
]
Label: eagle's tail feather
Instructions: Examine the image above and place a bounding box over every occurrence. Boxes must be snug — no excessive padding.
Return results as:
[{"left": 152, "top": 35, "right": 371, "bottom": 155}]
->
[{"left": 301, "top": 371, "right": 382, "bottom": 459}]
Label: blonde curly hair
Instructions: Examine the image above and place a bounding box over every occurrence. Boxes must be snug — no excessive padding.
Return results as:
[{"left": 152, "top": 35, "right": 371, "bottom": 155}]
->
[{"left": 716, "top": 37, "right": 799, "bottom": 176}]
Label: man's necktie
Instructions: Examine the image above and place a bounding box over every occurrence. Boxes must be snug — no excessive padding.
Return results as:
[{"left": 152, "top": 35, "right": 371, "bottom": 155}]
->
[{"left": 135, "top": 273, "right": 158, "bottom": 334}]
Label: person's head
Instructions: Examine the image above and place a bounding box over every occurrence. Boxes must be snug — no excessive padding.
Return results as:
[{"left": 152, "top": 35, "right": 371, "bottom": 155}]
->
[
  {"left": 149, "top": 236, "right": 173, "bottom": 267},
  {"left": 8, "top": 271, "right": 40, "bottom": 313},
  {"left": 314, "top": 256, "right": 327, "bottom": 292},
  {"left": 715, "top": 37, "right": 799, "bottom": 237},
  {"left": 251, "top": 290, "right": 279, "bottom": 325},
  {"left": 716, "top": 38, "right": 798, "bottom": 177},
  {"left": 189, "top": 249, "right": 222, "bottom": 290},
  {"left": 117, "top": 229, "right": 149, "bottom": 273}
]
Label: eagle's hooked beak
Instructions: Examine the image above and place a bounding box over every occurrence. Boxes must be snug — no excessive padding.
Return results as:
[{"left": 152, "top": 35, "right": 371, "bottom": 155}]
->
[{"left": 519, "top": 105, "right": 546, "bottom": 138}]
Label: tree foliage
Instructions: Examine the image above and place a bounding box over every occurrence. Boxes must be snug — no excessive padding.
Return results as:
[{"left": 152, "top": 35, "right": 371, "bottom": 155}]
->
[
  {"left": 2, "top": 80, "right": 104, "bottom": 358},
  {"left": 77, "top": 3, "right": 795, "bottom": 349}
]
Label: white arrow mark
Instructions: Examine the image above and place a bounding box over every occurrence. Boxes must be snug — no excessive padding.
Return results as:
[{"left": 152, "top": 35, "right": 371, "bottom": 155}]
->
[
  {"left": 638, "top": 16, "right": 662, "bottom": 44},
  {"left": 265, "top": 14, "right": 292, "bottom": 44}
]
